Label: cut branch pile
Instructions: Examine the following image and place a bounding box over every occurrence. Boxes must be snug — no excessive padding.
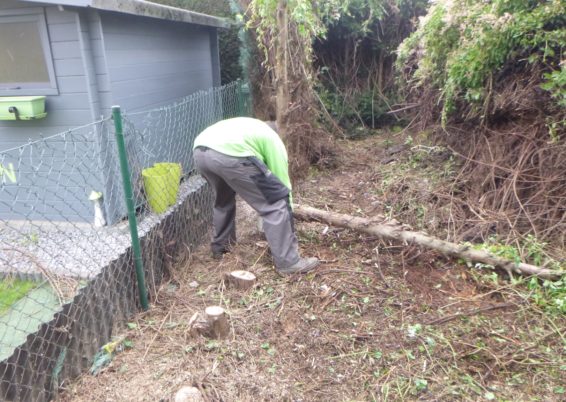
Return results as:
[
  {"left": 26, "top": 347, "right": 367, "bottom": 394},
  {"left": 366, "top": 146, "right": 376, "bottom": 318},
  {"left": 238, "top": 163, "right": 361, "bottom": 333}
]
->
[{"left": 294, "top": 205, "right": 562, "bottom": 280}]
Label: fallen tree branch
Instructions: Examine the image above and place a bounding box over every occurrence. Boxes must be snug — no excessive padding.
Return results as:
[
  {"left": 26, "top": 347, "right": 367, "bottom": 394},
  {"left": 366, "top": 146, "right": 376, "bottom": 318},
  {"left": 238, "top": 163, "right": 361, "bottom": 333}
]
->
[{"left": 293, "top": 205, "right": 562, "bottom": 280}]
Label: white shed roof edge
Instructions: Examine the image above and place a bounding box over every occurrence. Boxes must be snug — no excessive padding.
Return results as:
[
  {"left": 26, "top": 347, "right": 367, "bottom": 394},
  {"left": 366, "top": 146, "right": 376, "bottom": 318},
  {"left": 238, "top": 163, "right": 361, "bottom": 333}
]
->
[{"left": 20, "top": 0, "right": 230, "bottom": 28}]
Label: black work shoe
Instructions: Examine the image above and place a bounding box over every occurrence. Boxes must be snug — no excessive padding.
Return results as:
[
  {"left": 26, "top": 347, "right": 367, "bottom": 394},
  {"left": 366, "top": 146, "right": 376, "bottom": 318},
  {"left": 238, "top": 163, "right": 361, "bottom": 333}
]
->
[
  {"left": 277, "top": 257, "right": 320, "bottom": 275},
  {"left": 212, "top": 249, "right": 228, "bottom": 260}
]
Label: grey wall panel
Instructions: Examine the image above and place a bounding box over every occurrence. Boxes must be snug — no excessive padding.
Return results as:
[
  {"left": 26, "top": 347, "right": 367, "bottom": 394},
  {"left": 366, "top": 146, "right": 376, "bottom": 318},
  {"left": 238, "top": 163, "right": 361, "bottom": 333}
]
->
[
  {"left": 115, "top": 81, "right": 208, "bottom": 112},
  {"left": 0, "top": 110, "right": 93, "bottom": 128},
  {"left": 91, "top": 41, "right": 105, "bottom": 58},
  {"left": 0, "top": 0, "right": 36, "bottom": 10},
  {"left": 56, "top": 76, "right": 89, "bottom": 93},
  {"left": 53, "top": 58, "right": 84, "bottom": 76},
  {"left": 44, "top": 93, "right": 89, "bottom": 109},
  {"left": 209, "top": 28, "right": 220, "bottom": 87},
  {"left": 77, "top": 11, "right": 101, "bottom": 119},
  {"left": 1, "top": 118, "right": 104, "bottom": 221},
  {"left": 95, "top": 74, "right": 111, "bottom": 92},
  {"left": 104, "top": 31, "right": 209, "bottom": 51},
  {"left": 48, "top": 22, "right": 78, "bottom": 42},
  {"left": 104, "top": 48, "right": 209, "bottom": 66},
  {"left": 1, "top": 152, "right": 103, "bottom": 223},
  {"left": 51, "top": 40, "right": 82, "bottom": 59},
  {"left": 87, "top": 12, "right": 110, "bottom": 110},
  {"left": 110, "top": 72, "right": 208, "bottom": 99},
  {"left": 45, "top": 5, "right": 76, "bottom": 24},
  {"left": 108, "top": 60, "right": 207, "bottom": 81},
  {"left": 0, "top": 112, "right": 92, "bottom": 135},
  {"left": 0, "top": 199, "right": 94, "bottom": 222},
  {"left": 102, "top": 14, "right": 214, "bottom": 112}
]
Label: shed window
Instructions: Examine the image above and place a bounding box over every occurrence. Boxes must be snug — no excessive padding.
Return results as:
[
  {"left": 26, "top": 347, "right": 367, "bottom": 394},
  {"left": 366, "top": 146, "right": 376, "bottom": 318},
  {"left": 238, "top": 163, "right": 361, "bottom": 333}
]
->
[{"left": 0, "top": 11, "right": 58, "bottom": 95}]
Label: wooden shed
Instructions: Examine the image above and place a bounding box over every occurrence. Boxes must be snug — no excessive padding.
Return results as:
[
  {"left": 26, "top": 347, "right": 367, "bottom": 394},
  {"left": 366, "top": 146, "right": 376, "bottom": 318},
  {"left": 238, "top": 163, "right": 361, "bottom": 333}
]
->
[{"left": 0, "top": 0, "right": 227, "bottom": 223}]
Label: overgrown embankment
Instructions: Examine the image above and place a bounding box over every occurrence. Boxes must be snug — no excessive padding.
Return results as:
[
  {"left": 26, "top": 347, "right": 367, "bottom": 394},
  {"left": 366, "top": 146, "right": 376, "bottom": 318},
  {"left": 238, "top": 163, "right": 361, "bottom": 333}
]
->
[{"left": 396, "top": 0, "right": 565, "bottom": 250}]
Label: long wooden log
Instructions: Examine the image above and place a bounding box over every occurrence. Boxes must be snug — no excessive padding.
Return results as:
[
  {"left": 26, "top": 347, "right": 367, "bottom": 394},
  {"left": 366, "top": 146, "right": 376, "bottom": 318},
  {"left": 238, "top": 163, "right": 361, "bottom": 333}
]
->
[{"left": 293, "top": 205, "right": 562, "bottom": 280}]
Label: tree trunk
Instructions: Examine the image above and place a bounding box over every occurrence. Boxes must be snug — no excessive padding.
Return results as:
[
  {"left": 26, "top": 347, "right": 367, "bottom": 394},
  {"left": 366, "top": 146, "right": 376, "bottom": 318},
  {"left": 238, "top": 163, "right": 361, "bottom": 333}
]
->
[
  {"left": 293, "top": 205, "right": 561, "bottom": 280},
  {"left": 275, "top": 0, "right": 290, "bottom": 140}
]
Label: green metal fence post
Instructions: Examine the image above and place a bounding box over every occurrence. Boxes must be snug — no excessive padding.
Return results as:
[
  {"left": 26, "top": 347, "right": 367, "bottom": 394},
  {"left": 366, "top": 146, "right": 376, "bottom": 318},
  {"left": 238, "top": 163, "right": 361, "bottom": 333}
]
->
[{"left": 111, "top": 106, "right": 149, "bottom": 311}]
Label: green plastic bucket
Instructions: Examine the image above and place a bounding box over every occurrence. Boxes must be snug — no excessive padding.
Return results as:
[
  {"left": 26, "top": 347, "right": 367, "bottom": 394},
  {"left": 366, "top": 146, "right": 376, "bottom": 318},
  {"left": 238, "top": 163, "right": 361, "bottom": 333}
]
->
[
  {"left": 142, "top": 167, "right": 170, "bottom": 213},
  {"left": 153, "top": 162, "right": 182, "bottom": 206}
]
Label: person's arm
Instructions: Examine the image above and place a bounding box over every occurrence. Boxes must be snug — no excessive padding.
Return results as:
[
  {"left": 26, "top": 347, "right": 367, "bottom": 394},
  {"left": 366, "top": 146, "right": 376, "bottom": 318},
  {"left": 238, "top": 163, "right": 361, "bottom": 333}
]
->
[{"left": 261, "top": 134, "right": 294, "bottom": 206}]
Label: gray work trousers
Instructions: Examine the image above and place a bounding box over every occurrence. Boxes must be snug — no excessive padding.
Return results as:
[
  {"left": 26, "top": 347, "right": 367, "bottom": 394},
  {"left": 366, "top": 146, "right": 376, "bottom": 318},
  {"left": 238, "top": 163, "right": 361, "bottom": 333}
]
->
[{"left": 193, "top": 147, "right": 300, "bottom": 269}]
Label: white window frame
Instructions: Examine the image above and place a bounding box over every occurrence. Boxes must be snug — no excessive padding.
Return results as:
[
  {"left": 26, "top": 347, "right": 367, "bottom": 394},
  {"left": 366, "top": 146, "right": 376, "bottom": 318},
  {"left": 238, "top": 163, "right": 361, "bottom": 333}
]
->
[{"left": 0, "top": 8, "right": 59, "bottom": 96}]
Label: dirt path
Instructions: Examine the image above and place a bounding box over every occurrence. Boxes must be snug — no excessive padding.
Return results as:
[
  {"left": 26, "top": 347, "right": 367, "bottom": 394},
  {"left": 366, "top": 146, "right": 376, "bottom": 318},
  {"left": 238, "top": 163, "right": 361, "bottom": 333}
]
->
[{"left": 59, "top": 133, "right": 565, "bottom": 401}]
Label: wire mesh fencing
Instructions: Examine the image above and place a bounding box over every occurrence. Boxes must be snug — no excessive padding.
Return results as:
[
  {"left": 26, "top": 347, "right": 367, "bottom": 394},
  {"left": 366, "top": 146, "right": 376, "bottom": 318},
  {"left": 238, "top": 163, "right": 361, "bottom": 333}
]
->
[{"left": 0, "top": 80, "right": 251, "bottom": 401}]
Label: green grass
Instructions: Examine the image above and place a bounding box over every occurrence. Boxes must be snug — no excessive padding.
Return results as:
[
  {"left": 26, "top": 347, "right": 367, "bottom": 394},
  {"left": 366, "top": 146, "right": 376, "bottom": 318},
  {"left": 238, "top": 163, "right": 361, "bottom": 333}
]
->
[{"left": 0, "top": 279, "right": 37, "bottom": 315}]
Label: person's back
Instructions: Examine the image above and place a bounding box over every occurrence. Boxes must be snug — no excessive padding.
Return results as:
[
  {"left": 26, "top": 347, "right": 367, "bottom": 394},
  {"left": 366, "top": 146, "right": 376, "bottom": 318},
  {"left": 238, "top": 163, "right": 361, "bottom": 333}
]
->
[
  {"left": 194, "top": 117, "right": 291, "bottom": 191},
  {"left": 194, "top": 117, "right": 286, "bottom": 160}
]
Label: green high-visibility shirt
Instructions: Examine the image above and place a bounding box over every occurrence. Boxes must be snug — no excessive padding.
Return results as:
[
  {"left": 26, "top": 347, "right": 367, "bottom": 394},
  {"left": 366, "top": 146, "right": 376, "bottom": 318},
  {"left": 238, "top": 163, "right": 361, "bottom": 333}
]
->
[{"left": 193, "top": 117, "right": 293, "bottom": 196}]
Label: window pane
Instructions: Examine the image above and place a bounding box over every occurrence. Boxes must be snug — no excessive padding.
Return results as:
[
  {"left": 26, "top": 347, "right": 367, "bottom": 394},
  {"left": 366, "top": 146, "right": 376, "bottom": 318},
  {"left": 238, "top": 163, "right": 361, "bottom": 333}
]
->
[{"left": 0, "top": 21, "right": 50, "bottom": 85}]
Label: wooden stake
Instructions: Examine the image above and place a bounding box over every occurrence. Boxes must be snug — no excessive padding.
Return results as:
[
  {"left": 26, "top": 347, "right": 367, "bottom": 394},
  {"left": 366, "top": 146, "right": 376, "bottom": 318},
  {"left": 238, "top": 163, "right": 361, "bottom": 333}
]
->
[
  {"left": 293, "top": 205, "right": 561, "bottom": 280},
  {"left": 225, "top": 270, "right": 256, "bottom": 290}
]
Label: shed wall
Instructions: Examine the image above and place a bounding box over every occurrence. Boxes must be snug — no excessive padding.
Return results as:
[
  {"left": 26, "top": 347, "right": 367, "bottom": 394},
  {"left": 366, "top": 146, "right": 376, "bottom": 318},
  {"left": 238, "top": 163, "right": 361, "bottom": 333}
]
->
[
  {"left": 0, "top": 2, "right": 94, "bottom": 144},
  {"left": 0, "top": 2, "right": 102, "bottom": 222},
  {"left": 100, "top": 11, "right": 215, "bottom": 112},
  {"left": 1, "top": 2, "right": 222, "bottom": 224}
]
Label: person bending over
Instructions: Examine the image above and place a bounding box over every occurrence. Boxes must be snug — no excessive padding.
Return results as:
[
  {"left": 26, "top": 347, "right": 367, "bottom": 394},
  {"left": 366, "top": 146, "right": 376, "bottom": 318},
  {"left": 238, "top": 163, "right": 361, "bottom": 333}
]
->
[{"left": 193, "top": 117, "right": 319, "bottom": 275}]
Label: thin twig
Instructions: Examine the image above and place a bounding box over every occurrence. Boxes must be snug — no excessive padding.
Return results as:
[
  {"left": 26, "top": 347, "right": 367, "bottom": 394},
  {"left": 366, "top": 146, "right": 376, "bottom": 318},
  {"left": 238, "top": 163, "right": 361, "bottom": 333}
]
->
[
  {"left": 373, "top": 246, "right": 389, "bottom": 288},
  {"left": 426, "top": 302, "right": 516, "bottom": 325},
  {"left": 143, "top": 302, "right": 174, "bottom": 360}
]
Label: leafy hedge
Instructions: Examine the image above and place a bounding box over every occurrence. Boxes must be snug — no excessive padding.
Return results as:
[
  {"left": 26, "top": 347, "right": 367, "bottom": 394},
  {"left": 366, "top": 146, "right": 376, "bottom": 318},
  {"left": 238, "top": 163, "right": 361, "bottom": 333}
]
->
[{"left": 397, "top": 0, "right": 565, "bottom": 123}]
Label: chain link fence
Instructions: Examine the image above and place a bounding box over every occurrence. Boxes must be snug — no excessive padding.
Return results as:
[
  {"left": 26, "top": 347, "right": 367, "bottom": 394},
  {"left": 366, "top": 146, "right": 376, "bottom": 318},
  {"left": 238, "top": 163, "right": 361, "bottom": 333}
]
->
[{"left": 0, "top": 80, "right": 251, "bottom": 401}]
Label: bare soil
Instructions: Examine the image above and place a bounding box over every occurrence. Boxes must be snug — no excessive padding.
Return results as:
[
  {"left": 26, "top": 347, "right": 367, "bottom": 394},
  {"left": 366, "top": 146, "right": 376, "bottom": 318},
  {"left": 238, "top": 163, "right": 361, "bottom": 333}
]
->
[{"left": 59, "top": 131, "right": 565, "bottom": 402}]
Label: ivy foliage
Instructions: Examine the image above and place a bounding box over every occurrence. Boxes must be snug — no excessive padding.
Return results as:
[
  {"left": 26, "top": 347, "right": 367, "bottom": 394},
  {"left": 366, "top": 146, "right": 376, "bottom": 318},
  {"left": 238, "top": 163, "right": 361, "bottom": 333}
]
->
[
  {"left": 397, "top": 0, "right": 566, "bottom": 123},
  {"left": 246, "top": 0, "right": 333, "bottom": 64}
]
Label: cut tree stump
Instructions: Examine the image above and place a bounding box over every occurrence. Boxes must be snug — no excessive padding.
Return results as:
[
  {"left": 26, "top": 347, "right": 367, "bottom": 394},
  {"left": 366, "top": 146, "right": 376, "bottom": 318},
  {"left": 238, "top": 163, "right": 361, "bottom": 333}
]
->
[
  {"left": 293, "top": 205, "right": 562, "bottom": 280},
  {"left": 174, "top": 386, "right": 204, "bottom": 402},
  {"left": 205, "top": 306, "right": 229, "bottom": 339},
  {"left": 188, "top": 306, "right": 229, "bottom": 339},
  {"left": 225, "top": 270, "right": 256, "bottom": 290}
]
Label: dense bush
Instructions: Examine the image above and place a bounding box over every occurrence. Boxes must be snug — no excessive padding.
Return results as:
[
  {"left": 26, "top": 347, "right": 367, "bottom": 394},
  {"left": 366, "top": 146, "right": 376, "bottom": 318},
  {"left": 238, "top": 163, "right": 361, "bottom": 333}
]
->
[
  {"left": 397, "top": 0, "right": 565, "bottom": 124},
  {"left": 314, "top": 0, "right": 428, "bottom": 129}
]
